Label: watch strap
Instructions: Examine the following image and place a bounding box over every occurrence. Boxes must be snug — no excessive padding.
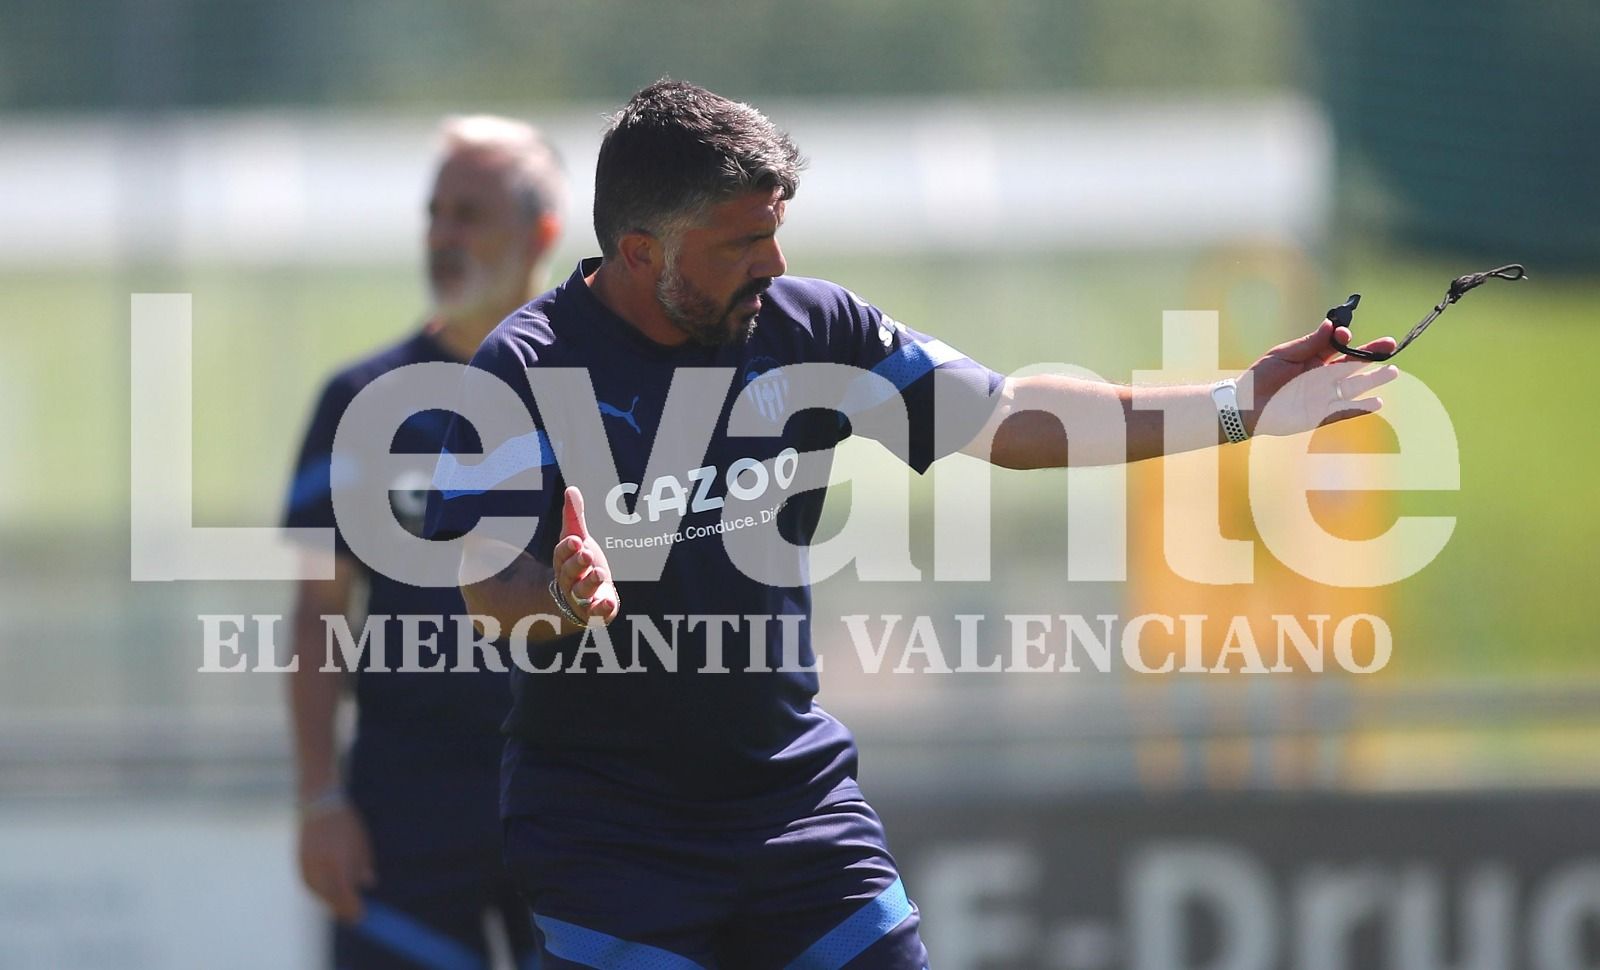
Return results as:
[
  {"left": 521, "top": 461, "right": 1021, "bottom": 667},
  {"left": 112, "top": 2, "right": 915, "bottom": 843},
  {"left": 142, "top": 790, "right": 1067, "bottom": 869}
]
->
[{"left": 1212, "top": 379, "right": 1250, "bottom": 444}]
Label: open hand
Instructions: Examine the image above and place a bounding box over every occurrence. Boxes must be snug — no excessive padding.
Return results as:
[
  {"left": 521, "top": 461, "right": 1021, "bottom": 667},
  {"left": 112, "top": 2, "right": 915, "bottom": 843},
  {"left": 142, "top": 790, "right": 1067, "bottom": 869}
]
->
[{"left": 1244, "top": 320, "right": 1400, "bottom": 436}]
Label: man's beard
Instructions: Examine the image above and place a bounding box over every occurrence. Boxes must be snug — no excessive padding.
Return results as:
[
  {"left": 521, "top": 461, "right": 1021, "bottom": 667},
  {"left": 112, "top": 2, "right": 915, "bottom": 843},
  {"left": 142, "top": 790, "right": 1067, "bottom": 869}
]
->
[
  {"left": 428, "top": 245, "right": 528, "bottom": 322},
  {"left": 656, "top": 264, "right": 771, "bottom": 348}
]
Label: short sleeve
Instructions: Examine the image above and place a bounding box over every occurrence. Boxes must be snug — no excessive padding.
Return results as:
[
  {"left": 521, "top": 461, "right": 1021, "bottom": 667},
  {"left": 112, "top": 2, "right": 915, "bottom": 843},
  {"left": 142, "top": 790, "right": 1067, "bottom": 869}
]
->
[
  {"left": 283, "top": 377, "right": 357, "bottom": 555},
  {"left": 832, "top": 289, "right": 1004, "bottom": 473},
  {"left": 423, "top": 336, "right": 563, "bottom": 563}
]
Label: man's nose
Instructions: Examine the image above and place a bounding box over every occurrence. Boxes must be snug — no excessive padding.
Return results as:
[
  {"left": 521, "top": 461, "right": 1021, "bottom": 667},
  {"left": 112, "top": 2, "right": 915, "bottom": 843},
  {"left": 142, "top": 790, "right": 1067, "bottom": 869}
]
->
[
  {"left": 753, "top": 238, "right": 787, "bottom": 280},
  {"left": 429, "top": 216, "right": 464, "bottom": 249}
]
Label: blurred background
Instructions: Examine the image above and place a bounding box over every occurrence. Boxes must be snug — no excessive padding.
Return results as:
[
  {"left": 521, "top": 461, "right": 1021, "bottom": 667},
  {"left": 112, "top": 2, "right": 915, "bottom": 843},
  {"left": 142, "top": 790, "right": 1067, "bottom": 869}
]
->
[{"left": 2, "top": 1, "right": 1598, "bottom": 967}]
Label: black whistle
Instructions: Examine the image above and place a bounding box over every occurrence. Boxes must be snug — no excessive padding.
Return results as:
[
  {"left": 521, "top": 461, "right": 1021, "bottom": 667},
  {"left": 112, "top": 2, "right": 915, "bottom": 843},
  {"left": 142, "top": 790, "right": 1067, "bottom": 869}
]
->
[{"left": 1326, "top": 293, "right": 1360, "bottom": 328}]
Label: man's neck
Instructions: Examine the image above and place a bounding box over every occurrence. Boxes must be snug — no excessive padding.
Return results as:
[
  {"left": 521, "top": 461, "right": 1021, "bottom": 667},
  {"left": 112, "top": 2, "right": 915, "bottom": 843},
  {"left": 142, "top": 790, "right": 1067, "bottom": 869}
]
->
[
  {"left": 426, "top": 300, "right": 525, "bottom": 362},
  {"left": 587, "top": 260, "right": 690, "bottom": 347}
]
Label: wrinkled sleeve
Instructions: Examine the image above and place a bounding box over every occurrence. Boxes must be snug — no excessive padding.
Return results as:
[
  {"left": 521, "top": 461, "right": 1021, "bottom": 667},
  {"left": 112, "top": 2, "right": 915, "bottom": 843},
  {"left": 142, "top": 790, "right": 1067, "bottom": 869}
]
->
[
  {"left": 830, "top": 289, "right": 1004, "bottom": 473},
  {"left": 423, "top": 338, "right": 563, "bottom": 562}
]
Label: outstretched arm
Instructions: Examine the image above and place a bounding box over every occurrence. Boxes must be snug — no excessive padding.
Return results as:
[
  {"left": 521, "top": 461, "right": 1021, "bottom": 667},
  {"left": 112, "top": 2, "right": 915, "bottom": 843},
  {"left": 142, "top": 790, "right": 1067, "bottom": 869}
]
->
[{"left": 974, "top": 320, "right": 1399, "bottom": 469}]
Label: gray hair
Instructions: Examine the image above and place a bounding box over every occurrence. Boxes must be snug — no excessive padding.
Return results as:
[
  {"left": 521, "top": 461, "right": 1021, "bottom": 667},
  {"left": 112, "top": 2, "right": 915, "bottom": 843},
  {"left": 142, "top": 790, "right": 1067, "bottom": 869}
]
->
[{"left": 440, "top": 114, "right": 567, "bottom": 223}]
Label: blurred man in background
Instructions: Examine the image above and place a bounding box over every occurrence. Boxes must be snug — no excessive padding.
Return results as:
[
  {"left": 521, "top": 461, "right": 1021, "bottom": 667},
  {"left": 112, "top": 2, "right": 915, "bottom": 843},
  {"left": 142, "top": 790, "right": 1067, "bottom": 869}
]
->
[{"left": 284, "top": 115, "right": 564, "bottom": 969}]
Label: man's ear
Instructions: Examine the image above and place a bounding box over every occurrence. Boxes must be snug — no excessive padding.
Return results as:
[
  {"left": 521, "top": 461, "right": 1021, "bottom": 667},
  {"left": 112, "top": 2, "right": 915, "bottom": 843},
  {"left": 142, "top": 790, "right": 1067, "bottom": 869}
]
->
[
  {"left": 616, "top": 231, "right": 661, "bottom": 276},
  {"left": 529, "top": 211, "right": 561, "bottom": 256}
]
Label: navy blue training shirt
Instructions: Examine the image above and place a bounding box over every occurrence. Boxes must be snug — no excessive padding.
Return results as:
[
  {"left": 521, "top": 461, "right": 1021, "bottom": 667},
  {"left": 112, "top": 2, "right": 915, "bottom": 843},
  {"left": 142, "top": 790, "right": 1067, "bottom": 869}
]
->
[
  {"left": 285, "top": 331, "right": 511, "bottom": 747},
  {"left": 425, "top": 259, "right": 1003, "bottom": 828}
]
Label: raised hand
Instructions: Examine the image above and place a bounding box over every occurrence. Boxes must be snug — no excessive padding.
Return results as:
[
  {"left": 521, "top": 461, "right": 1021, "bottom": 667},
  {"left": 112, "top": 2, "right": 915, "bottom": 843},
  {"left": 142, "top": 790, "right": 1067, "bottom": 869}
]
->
[
  {"left": 1245, "top": 319, "right": 1401, "bottom": 437},
  {"left": 550, "top": 485, "right": 621, "bottom": 624}
]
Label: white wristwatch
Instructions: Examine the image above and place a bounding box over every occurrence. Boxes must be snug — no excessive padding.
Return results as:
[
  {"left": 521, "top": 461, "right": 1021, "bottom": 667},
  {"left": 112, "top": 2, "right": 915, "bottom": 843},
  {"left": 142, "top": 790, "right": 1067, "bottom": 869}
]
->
[{"left": 1211, "top": 379, "right": 1250, "bottom": 444}]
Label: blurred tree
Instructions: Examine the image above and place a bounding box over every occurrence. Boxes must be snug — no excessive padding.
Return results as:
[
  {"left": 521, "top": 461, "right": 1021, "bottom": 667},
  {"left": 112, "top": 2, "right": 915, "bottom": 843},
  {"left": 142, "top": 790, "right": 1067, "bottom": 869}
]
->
[
  {"left": 1306, "top": 0, "right": 1600, "bottom": 265},
  {"left": 0, "top": 0, "right": 1288, "bottom": 109},
  {"left": 6, "top": 0, "right": 1591, "bottom": 260}
]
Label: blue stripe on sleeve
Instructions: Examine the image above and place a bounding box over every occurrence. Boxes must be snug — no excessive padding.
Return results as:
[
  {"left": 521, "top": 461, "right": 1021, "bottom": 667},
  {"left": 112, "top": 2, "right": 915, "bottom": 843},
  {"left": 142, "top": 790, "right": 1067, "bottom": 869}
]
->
[
  {"left": 286, "top": 456, "right": 331, "bottom": 512},
  {"left": 839, "top": 337, "right": 969, "bottom": 419},
  {"left": 434, "top": 429, "right": 554, "bottom": 499},
  {"left": 872, "top": 338, "right": 967, "bottom": 391}
]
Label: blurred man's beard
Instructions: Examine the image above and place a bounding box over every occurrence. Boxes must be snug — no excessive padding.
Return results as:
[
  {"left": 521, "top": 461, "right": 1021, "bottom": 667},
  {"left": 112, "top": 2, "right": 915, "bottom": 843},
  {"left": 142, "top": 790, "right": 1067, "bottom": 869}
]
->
[
  {"left": 429, "top": 246, "right": 528, "bottom": 323},
  {"left": 656, "top": 264, "right": 767, "bottom": 348}
]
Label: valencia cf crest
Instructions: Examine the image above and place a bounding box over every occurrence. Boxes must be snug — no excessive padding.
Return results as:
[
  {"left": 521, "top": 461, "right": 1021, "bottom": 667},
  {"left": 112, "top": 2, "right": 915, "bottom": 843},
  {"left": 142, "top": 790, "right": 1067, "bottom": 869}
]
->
[{"left": 742, "top": 355, "right": 789, "bottom": 425}]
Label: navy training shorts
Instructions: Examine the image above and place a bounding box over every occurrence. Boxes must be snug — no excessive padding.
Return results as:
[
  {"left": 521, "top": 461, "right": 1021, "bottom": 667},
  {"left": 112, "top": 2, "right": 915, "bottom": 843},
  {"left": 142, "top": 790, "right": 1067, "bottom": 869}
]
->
[{"left": 506, "top": 798, "right": 928, "bottom": 969}]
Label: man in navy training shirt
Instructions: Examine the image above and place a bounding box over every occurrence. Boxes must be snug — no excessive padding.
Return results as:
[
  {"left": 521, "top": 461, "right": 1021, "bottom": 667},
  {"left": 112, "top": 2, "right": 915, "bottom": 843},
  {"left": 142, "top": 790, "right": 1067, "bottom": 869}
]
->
[
  {"left": 427, "top": 81, "right": 1399, "bottom": 969},
  {"left": 285, "top": 115, "right": 564, "bottom": 970}
]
